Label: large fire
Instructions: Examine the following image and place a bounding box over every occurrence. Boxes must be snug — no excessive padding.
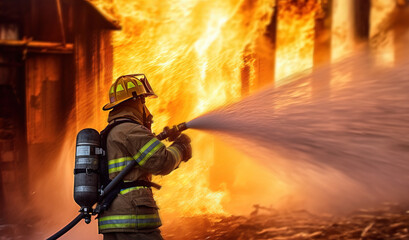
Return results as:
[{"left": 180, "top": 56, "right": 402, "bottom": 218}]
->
[
  {"left": 83, "top": 0, "right": 326, "bottom": 218},
  {"left": 2, "top": 0, "right": 406, "bottom": 239},
  {"left": 106, "top": 0, "right": 276, "bottom": 217},
  {"left": 27, "top": 0, "right": 329, "bottom": 236},
  {"left": 29, "top": 2, "right": 326, "bottom": 237}
]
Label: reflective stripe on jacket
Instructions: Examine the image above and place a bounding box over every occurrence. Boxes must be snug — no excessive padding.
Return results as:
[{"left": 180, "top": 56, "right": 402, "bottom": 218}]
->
[
  {"left": 99, "top": 213, "right": 162, "bottom": 230},
  {"left": 106, "top": 122, "right": 183, "bottom": 179}
]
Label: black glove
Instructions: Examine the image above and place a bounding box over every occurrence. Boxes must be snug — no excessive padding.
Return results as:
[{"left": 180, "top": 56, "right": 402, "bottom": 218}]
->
[{"left": 171, "top": 134, "right": 192, "bottom": 162}]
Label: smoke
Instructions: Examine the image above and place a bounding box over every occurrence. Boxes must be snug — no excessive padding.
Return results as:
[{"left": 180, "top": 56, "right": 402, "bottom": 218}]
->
[{"left": 187, "top": 51, "right": 409, "bottom": 213}]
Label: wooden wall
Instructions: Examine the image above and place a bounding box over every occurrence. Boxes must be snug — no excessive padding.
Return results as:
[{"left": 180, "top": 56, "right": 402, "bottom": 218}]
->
[
  {"left": 0, "top": 0, "right": 116, "bottom": 217},
  {"left": 74, "top": 1, "right": 114, "bottom": 131}
]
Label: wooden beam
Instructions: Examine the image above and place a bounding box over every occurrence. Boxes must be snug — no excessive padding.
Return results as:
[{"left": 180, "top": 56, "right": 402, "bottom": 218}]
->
[
  {"left": 82, "top": 0, "right": 121, "bottom": 30},
  {"left": 0, "top": 40, "right": 73, "bottom": 54},
  {"left": 56, "top": 0, "right": 66, "bottom": 46}
]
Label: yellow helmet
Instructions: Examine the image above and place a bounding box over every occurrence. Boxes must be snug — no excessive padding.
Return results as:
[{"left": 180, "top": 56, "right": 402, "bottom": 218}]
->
[{"left": 102, "top": 74, "right": 157, "bottom": 111}]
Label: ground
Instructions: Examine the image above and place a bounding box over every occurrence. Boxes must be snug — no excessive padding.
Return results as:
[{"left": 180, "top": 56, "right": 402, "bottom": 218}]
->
[
  {"left": 0, "top": 203, "right": 408, "bottom": 239},
  {"left": 162, "top": 203, "right": 409, "bottom": 240}
]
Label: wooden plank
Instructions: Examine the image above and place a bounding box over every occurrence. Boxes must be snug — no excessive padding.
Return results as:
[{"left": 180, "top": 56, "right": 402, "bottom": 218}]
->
[
  {"left": 0, "top": 40, "right": 73, "bottom": 53},
  {"left": 56, "top": 0, "right": 66, "bottom": 45}
]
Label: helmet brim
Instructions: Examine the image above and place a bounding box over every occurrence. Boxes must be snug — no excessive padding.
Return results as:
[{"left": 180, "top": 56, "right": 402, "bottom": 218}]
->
[{"left": 102, "top": 93, "right": 158, "bottom": 111}]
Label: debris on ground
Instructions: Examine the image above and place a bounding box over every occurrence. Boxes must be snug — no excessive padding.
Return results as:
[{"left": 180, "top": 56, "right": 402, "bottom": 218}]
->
[
  {"left": 1, "top": 203, "right": 408, "bottom": 239},
  {"left": 162, "top": 202, "right": 409, "bottom": 240}
]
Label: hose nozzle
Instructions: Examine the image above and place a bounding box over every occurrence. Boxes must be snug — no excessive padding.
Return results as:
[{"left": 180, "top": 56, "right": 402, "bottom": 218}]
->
[{"left": 156, "top": 122, "right": 188, "bottom": 141}]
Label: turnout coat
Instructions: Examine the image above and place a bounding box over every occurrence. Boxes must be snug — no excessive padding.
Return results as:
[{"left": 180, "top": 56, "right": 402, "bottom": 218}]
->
[{"left": 98, "top": 105, "right": 183, "bottom": 234}]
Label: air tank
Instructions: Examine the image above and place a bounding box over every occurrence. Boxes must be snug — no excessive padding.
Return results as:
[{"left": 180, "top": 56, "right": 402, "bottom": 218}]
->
[{"left": 74, "top": 128, "right": 101, "bottom": 210}]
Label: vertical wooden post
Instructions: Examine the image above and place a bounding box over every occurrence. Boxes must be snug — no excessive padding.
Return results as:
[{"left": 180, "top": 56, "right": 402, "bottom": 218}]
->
[
  {"left": 56, "top": 0, "right": 66, "bottom": 46},
  {"left": 369, "top": 0, "right": 397, "bottom": 66},
  {"left": 312, "top": 0, "right": 332, "bottom": 100},
  {"left": 314, "top": 0, "right": 332, "bottom": 67},
  {"left": 241, "top": 0, "right": 277, "bottom": 95},
  {"left": 394, "top": 3, "right": 409, "bottom": 62},
  {"left": 0, "top": 151, "right": 4, "bottom": 215},
  {"left": 331, "top": 0, "right": 356, "bottom": 61},
  {"left": 353, "top": 0, "right": 371, "bottom": 41},
  {"left": 255, "top": 2, "right": 277, "bottom": 89}
]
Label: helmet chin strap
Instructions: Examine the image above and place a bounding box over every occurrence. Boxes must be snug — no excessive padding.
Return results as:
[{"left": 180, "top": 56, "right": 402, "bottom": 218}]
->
[
  {"left": 142, "top": 104, "right": 147, "bottom": 128},
  {"left": 140, "top": 97, "right": 153, "bottom": 130},
  {"left": 132, "top": 93, "right": 152, "bottom": 130}
]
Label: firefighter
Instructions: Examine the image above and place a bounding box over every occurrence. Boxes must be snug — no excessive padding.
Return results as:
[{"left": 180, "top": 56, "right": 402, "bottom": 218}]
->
[{"left": 99, "top": 74, "right": 192, "bottom": 240}]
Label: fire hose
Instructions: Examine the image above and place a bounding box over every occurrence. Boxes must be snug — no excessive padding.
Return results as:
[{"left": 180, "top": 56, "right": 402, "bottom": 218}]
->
[{"left": 47, "top": 122, "right": 188, "bottom": 240}]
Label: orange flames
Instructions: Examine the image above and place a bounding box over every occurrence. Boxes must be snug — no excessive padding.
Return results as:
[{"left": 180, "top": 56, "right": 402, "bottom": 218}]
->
[
  {"left": 107, "top": 0, "right": 275, "bottom": 217},
  {"left": 85, "top": 0, "right": 323, "bottom": 218},
  {"left": 15, "top": 0, "right": 405, "bottom": 238}
]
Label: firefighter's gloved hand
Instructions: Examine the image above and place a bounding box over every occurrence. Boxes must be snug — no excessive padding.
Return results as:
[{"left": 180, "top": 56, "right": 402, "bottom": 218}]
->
[{"left": 173, "top": 134, "right": 192, "bottom": 162}]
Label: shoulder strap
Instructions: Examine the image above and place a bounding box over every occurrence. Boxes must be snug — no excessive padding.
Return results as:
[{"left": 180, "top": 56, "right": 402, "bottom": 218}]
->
[
  {"left": 99, "top": 119, "right": 139, "bottom": 188},
  {"left": 100, "top": 118, "right": 139, "bottom": 150}
]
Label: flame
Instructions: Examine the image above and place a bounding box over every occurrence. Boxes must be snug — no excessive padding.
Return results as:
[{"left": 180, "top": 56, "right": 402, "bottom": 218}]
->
[
  {"left": 275, "top": 0, "right": 320, "bottom": 83},
  {"left": 86, "top": 0, "right": 320, "bottom": 219},
  {"left": 13, "top": 0, "right": 407, "bottom": 238},
  {"left": 104, "top": 0, "right": 275, "bottom": 216},
  {"left": 370, "top": 0, "right": 397, "bottom": 66}
]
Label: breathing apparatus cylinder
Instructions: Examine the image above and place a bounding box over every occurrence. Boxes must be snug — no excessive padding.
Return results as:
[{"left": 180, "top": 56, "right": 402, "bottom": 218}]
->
[{"left": 74, "top": 128, "right": 102, "bottom": 212}]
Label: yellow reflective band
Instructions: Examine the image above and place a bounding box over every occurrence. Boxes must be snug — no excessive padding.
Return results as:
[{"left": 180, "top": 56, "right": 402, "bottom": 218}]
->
[
  {"left": 108, "top": 156, "right": 133, "bottom": 165},
  {"left": 99, "top": 222, "right": 161, "bottom": 230},
  {"left": 139, "top": 143, "right": 162, "bottom": 166},
  {"left": 116, "top": 84, "right": 124, "bottom": 92},
  {"left": 133, "top": 138, "right": 163, "bottom": 166},
  {"left": 168, "top": 146, "right": 182, "bottom": 162},
  {"left": 100, "top": 215, "right": 134, "bottom": 222},
  {"left": 109, "top": 86, "right": 114, "bottom": 94},
  {"left": 109, "top": 165, "right": 128, "bottom": 174},
  {"left": 108, "top": 156, "right": 133, "bottom": 174},
  {"left": 98, "top": 214, "right": 161, "bottom": 230},
  {"left": 127, "top": 81, "right": 136, "bottom": 89},
  {"left": 99, "top": 214, "right": 160, "bottom": 222},
  {"left": 119, "top": 186, "right": 149, "bottom": 195},
  {"left": 107, "top": 139, "right": 164, "bottom": 174}
]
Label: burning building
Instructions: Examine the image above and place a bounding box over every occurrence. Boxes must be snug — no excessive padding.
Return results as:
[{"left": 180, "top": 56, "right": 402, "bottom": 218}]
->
[{"left": 0, "top": 0, "right": 408, "bottom": 239}]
